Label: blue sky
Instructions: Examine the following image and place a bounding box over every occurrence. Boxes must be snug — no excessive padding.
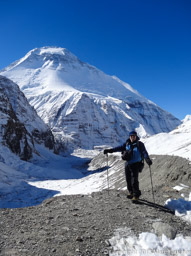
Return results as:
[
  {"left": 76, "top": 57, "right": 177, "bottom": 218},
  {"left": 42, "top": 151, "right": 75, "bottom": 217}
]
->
[{"left": 0, "top": 0, "right": 190, "bottom": 120}]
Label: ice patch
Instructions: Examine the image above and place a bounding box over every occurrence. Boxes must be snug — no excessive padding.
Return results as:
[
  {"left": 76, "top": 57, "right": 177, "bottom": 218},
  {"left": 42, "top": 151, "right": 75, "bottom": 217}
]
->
[{"left": 173, "top": 184, "right": 189, "bottom": 191}]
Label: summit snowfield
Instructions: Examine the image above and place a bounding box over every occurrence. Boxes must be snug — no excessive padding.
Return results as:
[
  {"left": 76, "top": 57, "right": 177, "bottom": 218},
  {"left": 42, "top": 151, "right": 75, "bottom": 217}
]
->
[{"left": 1, "top": 46, "right": 181, "bottom": 151}]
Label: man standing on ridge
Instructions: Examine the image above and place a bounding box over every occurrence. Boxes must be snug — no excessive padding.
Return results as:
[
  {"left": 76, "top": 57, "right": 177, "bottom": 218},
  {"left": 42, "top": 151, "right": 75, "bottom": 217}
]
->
[{"left": 104, "top": 131, "right": 152, "bottom": 203}]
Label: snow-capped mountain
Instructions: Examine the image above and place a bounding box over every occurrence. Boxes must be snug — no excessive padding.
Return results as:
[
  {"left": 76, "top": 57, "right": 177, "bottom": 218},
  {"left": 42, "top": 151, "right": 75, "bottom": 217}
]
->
[
  {"left": 0, "top": 46, "right": 181, "bottom": 151},
  {"left": 0, "top": 75, "right": 55, "bottom": 160}
]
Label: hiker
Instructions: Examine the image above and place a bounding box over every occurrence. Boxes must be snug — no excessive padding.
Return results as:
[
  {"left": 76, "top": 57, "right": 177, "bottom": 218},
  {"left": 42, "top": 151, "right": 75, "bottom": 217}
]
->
[{"left": 104, "top": 131, "right": 152, "bottom": 203}]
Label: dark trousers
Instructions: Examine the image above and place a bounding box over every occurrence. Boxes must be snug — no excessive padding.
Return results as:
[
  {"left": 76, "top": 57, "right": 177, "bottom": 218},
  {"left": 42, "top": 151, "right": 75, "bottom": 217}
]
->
[{"left": 125, "top": 162, "right": 142, "bottom": 197}]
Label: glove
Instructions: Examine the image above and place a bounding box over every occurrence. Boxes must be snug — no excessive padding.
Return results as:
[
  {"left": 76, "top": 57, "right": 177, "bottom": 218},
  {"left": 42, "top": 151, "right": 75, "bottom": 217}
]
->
[
  {"left": 145, "top": 158, "right": 152, "bottom": 166},
  {"left": 103, "top": 149, "right": 113, "bottom": 154}
]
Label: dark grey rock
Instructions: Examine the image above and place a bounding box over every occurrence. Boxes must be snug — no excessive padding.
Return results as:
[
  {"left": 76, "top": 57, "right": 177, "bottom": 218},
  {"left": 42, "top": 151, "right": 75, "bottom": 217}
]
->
[{"left": 152, "top": 221, "right": 177, "bottom": 239}]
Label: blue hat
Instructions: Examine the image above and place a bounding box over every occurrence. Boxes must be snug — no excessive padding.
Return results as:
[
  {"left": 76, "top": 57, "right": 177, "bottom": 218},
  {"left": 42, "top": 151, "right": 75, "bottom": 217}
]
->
[{"left": 129, "top": 131, "right": 137, "bottom": 136}]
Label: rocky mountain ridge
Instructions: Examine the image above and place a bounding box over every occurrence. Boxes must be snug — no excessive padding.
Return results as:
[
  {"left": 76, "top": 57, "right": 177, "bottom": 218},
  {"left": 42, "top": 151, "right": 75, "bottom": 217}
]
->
[{"left": 0, "top": 75, "right": 55, "bottom": 160}]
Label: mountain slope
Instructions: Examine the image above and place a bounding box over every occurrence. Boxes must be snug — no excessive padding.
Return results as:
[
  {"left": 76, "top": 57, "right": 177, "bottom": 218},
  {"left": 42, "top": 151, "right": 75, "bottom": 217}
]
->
[
  {"left": 0, "top": 75, "right": 55, "bottom": 160},
  {"left": 143, "top": 115, "right": 191, "bottom": 160},
  {"left": 0, "top": 46, "right": 181, "bottom": 151},
  {"left": 28, "top": 116, "right": 191, "bottom": 199}
]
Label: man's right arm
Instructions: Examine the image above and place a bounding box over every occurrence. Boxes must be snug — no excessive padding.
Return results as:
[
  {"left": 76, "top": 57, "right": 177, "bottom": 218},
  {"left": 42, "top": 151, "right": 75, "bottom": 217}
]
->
[{"left": 104, "top": 143, "right": 126, "bottom": 154}]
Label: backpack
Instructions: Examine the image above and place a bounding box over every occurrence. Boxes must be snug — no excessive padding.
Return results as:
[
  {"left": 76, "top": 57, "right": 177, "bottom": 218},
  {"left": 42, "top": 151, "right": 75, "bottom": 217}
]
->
[
  {"left": 121, "top": 141, "right": 144, "bottom": 162},
  {"left": 121, "top": 142, "right": 133, "bottom": 161},
  {"left": 121, "top": 147, "right": 133, "bottom": 161}
]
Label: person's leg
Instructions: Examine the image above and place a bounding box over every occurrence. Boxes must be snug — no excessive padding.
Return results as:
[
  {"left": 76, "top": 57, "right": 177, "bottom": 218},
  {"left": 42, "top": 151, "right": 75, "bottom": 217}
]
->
[
  {"left": 125, "top": 163, "right": 133, "bottom": 195},
  {"left": 131, "top": 164, "right": 141, "bottom": 197}
]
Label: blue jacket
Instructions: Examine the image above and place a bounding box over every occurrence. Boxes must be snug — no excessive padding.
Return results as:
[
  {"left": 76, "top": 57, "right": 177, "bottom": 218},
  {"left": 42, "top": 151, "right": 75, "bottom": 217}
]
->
[{"left": 111, "top": 137, "right": 149, "bottom": 164}]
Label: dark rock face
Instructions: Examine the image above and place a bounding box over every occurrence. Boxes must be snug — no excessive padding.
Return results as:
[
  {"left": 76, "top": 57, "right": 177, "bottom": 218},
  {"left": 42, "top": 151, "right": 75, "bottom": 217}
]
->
[
  {"left": 2, "top": 119, "right": 33, "bottom": 160},
  {"left": 0, "top": 86, "right": 34, "bottom": 160},
  {"left": 32, "top": 129, "right": 55, "bottom": 150},
  {"left": 0, "top": 75, "right": 56, "bottom": 160}
]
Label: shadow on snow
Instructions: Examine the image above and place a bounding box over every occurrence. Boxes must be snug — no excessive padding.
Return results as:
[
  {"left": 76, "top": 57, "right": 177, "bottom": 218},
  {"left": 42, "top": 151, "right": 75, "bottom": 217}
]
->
[
  {"left": 0, "top": 181, "right": 60, "bottom": 209},
  {"left": 0, "top": 154, "right": 108, "bottom": 209}
]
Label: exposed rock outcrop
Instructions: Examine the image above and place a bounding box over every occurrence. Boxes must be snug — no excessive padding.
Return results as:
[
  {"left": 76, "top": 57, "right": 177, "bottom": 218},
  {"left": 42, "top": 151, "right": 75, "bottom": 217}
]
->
[{"left": 0, "top": 75, "right": 55, "bottom": 160}]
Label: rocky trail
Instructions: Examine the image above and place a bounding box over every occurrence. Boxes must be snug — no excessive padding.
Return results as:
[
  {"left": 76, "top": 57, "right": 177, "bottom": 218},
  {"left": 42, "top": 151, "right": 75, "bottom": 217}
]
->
[
  {"left": 0, "top": 154, "right": 191, "bottom": 256},
  {"left": 0, "top": 189, "right": 191, "bottom": 256}
]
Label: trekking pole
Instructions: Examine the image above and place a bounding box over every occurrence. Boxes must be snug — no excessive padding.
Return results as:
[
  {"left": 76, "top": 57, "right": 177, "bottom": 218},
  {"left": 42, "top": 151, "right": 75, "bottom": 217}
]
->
[
  {"left": 106, "top": 153, "right": 110, "bottom": 195},
  {"left": 149, "top": 165, "right": 155, "bottom": 203}
]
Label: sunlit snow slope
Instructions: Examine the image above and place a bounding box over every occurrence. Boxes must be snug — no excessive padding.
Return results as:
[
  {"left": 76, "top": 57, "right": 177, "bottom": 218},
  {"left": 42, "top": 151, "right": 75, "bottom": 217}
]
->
[
  {"left": 144, "top": 115, "right": 191, "bottom": 160},
  {"left": 1, "top": 46, "right": 181, "bottom": 151}
]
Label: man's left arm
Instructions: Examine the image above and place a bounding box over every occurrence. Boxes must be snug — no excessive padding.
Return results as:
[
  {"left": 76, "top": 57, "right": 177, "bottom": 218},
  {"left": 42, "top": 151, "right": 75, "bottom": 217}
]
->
[{"left": 139, "top": 142, "right": 152, "bottom": 165}]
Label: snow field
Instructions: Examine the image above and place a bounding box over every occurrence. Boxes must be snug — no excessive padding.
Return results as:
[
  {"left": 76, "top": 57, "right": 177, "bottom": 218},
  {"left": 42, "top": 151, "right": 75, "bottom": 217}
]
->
[{"left": 109, "top": 228, "right": 191, "bottom": 256}]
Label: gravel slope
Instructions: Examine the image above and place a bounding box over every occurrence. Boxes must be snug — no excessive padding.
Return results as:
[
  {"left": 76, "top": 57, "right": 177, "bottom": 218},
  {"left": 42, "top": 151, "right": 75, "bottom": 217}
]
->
[{"left": 0, "top": 154, "right": 191, "bottom": 256}]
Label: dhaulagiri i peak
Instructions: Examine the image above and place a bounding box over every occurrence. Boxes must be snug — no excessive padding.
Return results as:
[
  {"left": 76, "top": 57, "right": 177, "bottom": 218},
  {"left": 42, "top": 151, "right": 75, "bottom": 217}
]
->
[{"left": 0, "top": 46, "right": 181, "bottom": 150}]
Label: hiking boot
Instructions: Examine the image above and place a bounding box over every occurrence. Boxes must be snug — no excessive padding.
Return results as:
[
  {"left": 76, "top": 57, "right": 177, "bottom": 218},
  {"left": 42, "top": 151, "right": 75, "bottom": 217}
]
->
[
  {"left": 127, "top": 194, "right": 133, "bottom": 199},
  {"left": 132, "top": 196, "right": 139, "bottom": 203}
]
